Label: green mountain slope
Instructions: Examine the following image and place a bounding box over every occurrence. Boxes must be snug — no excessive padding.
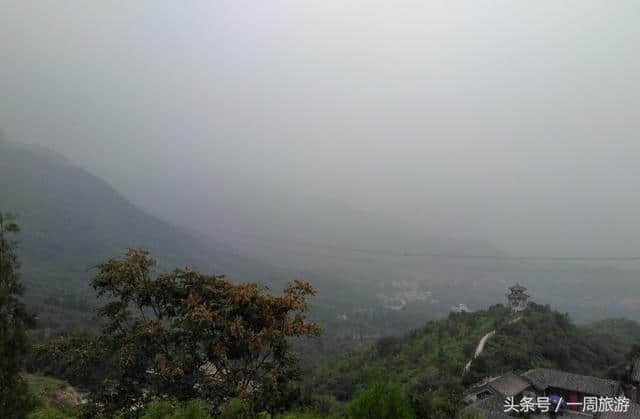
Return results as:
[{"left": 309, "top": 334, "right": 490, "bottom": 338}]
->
[
  {"left": 466, "top": 305, "right": 640, "bottom": 382},
  {"left": 310, "top": 303, "right": 640, "bottom": 416},
  {"left": 0, "top": 139, "right": 269, "bottom": 330}
]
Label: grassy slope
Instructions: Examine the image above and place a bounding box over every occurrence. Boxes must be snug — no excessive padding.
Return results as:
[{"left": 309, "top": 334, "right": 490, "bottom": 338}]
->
[{"left": 24, "top": 373, "right": 82, "bottom": 412}]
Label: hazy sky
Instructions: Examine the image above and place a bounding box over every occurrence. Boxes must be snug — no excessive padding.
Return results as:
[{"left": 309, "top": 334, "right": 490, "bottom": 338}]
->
[{"left": 2, "top": 1, "right": 640, "bottom": 258}]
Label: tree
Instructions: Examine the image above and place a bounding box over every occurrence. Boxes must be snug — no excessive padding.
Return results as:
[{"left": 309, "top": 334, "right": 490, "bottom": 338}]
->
[
  {"left": 86, "top": 249, "right": 321, "bottom": 415},
  {"left": 348, "top": 374, "right": 415, "bottom": 419},
  {"left": 0, "top": 212, "right": 35, "bottom": 418},
  {"left": 27, "top": 332, "right": 110, "bottom": 391}
]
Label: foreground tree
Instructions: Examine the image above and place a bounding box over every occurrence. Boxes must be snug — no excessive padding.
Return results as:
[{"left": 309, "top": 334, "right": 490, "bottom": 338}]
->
[
  {"left": 86, "top": 249, "right": 321, "bottom": 415},
  {"left": 0, "top": 212, "right": 34, "bottom": 418}
]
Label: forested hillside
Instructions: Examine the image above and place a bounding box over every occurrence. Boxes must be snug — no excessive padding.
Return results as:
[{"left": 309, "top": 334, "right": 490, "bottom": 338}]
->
[
  {"left": 0, "top": 139, "right": 270, "bottom": 331},
  {"left": 309, "top": 304, "right": 640, "bottom": 418},
  {"left": 0, "top": 139, "right": 441, "bottom": 350},
  {"left": 466, "top": 305, "right": 640, "bottom": 382}
]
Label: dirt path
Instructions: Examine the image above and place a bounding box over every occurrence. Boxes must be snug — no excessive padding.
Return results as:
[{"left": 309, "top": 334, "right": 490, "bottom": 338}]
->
[
  {"left": 463, "top": 316, "right": 521, "bottom": 375},
  {"left": 463, "top": 330, "right": 495, "bottom": 374}
]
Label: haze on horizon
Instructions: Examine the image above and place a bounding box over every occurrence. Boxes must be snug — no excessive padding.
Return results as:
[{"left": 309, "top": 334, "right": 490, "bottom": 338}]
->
[{"left": 2, "top": 1, "right": 640, "bottom": 262}]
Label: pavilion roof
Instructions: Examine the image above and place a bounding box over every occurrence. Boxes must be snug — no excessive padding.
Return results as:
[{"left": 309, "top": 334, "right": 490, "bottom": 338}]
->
[{"left": 508, "top": 283, "right": 527, "bottom": 292}]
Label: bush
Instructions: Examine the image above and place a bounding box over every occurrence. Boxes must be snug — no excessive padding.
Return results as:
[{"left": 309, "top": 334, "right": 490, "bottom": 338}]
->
[
  {"left": 374, "top": 337, "right": 401, "bottom": 357},
  {"left": 304, "top": 395, "right": 346, "bottom": 417},
  {"left": 27, "top": 408, "right": 74, "bottom": 419},
  {"left": 348, "top": 377, "right": 414, "bottom": 419},
  {"left": 140, "top": 399, "right": 212, "bottom": 419},
  {"left": 276, "top": 409, "right": 336, "bottom": 419},
  {"left": 218, "top": 398, "right": 254, "bottom": 419}
]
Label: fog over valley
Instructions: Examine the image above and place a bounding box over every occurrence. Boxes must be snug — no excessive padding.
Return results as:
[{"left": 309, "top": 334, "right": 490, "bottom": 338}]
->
[
  {"left": 3, "top": 3, "right": 640, "bottom": 418},
  {"left": 3, "top": 1, "right": 640, "bottom": 262}
]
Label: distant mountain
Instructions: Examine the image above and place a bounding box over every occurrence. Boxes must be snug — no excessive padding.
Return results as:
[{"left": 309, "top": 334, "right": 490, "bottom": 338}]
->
[
  {"left": 3, "top": 136, "right": 640, "bottom": 338},
  {"left": 0, "top": 137, "right": 486, "bottom": 337},
  {"left": 0, "top": 139, "right": 270, "bottom": 330}
]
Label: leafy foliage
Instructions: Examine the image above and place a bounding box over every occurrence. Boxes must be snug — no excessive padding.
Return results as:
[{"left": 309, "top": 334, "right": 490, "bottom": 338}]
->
[
  {"left": 347, "top": 374, "right": 414, "bottom": 419},
  {"left": 75, "top": 249, "right": 320, "bottom": 414},
  {"left": 467, "top": 303, "right": 640, "bottom": 381},
  {"left": 26, "top": 408, "right": 74, "bottom": 419},
  {"left": 0, "top": 212, "right": 36, "bottom": 418},
  {"left": 27, "top": 333, "right": 109, "bottom": 391},
  {"left": 311, "top": 304, "right": 640, "bottom": 418},
  {"left": 140, "top": 399, "right": 212, "bottom": 419},
  {"left": 310, "top": 305, "right": 509, "bottom": 411},
  {"left": 218, "top": 398, "right": 256, "bottom": 419},
  {"left": 23, "top": 373, "right": 84, "bottom": 415}
]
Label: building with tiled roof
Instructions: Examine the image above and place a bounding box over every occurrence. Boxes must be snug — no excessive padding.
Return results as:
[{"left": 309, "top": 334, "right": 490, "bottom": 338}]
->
[
  {"left": 464, "top": 394, "right": 514, "bottom": 419},
  {"left": 464, "top": 372, "right": 533, "bottom": 404},
  {"left": 523, "top": 368, "right": 620, "bottom": 398},
  {"left": 632, "top": 359, "right": 640, "bottom": 384},
  {"left": 599, "top": 401, "right": 640, "bottom": 419},
  {"left": 464, "top": 368, "right": 628, "bottom": 418}
]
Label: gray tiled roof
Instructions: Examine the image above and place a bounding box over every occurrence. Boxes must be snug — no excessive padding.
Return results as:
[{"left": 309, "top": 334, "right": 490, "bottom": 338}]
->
[
  {"left": 488, "top": 372, "right": 531, "bottom": 397},
  {"left": 523, "top": 368, "right": 620, "bottom": 397},
  {"left": 599, "top": 401, "right": 640, "bottom": 419},
  {"left": 465, "top": 395, "right": 514, "bottom": 419},
  {"left": 632, "top": 359, "right": 640, "bottom": 383}
]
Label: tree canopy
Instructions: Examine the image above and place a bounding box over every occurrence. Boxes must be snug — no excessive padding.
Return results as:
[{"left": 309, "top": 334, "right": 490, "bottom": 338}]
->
[
  {"left": 80, "top": 249, "right": 320, "bottom": 415},
  {"left": 0, "top": 212, "right": 35, "bottom": 418}
]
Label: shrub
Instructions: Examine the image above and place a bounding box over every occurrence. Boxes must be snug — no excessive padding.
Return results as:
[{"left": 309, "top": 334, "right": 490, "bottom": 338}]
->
[
  {"left": 27, "top": 408, "right": 74, "bottom": 419},
  {"left": 218, "top": 398, "right": 254, "bottom": 419},
  {"left": 140, "top": 399, "right": 212, "bottom": 419},
  {"left": 348, "top": 378, "right": 414, "bottom": 419}
]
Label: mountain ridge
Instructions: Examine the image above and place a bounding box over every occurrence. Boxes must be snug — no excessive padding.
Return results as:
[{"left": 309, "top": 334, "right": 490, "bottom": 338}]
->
[{"left": 0, "top": 139, "right": 271, "bottom": 330}]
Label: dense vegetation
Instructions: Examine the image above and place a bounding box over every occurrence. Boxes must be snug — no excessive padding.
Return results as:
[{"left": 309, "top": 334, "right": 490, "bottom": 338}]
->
[
  {"left": 25, "top": 249, "right": 322, "bottom": 417},
  {"left": 467, "top": 305, "right": 640, "bottom": 381},
  {"left": 308, "top": 304, "right": 640, "bottom": 418},
  {"left": 0, "top": 210, "right": 458, "bottom": 418},
  {"left": 27, "top": 298, "right": 640, "bottom": 418},
  {"left": 308, "top": 305, "right": 512, "bottom": 418},
  {"left": 0, "top": 212, "right": 36, "bottom": 417}
]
